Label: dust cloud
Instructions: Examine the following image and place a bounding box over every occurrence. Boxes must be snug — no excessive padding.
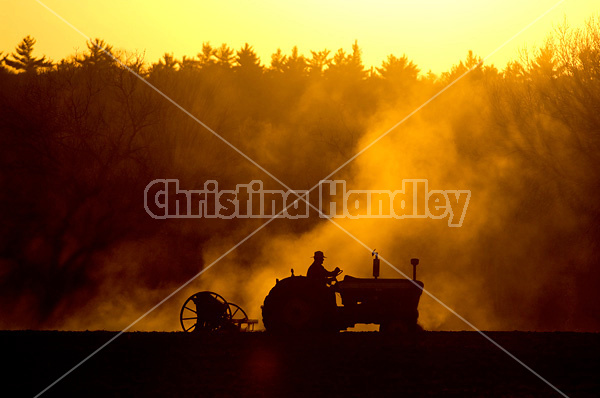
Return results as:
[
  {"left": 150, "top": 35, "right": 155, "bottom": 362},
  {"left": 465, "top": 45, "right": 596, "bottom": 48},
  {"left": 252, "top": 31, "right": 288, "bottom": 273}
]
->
[{"left": 1, "top": 18, "right": 599, "bottom": 331}]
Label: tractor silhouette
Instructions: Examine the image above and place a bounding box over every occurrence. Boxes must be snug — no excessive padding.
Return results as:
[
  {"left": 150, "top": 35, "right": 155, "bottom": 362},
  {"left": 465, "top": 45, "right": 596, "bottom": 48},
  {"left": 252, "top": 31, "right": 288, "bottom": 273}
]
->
[
  {"left": 179, "top": 252, "right": 424, "bottom": 333},
  {"left": 262, "top": 253, "right": 424, "bottom": 333}
]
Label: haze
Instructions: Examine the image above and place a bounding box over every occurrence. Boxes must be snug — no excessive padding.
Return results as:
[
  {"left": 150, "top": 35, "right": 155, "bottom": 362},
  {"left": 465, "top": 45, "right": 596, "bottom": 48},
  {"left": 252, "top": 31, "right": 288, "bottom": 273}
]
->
[{"left": 0, "top": 0, "right": 597, "bottom": 73}]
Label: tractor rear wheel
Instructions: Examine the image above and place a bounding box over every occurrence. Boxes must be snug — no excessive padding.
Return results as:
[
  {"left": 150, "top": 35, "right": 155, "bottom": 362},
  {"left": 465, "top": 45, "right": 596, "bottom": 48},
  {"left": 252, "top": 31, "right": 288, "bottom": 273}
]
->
[{"left": 262, "top": 276, "right": 337, "bottom": 333}]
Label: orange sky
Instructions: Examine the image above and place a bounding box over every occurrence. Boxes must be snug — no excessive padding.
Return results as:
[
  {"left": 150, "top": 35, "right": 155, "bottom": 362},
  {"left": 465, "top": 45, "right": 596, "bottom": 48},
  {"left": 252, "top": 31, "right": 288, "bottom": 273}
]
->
[{"left": 0, "top": 1, "right": 597, "bottom": 73}]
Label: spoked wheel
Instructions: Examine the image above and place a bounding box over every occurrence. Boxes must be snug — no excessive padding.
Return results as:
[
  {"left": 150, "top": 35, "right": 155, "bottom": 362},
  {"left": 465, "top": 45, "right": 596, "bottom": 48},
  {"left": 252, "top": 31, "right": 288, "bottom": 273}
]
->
[
  {"left": 226, "top": 302, "right": 251, "bottom": 331},
  {"left": 180, "top": 291, "right": 231, "bottom": 332}
]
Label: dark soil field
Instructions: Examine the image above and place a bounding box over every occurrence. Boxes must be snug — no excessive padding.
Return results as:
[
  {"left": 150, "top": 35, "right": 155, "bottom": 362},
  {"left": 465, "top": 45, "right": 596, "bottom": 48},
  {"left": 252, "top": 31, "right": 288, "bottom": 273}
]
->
[{"left": 2, "top": 331, "right": 598, "bottom": 398}]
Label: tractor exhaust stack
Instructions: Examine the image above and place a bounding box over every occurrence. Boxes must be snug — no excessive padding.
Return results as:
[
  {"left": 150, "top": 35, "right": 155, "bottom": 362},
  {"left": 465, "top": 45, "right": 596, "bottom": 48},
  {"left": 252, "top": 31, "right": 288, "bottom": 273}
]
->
[
  {"left": 372, "top": 250, "right": 379, "bottom": 279},
  {"left": 411, "top": 258, "right": 419, "bottom": 280}
]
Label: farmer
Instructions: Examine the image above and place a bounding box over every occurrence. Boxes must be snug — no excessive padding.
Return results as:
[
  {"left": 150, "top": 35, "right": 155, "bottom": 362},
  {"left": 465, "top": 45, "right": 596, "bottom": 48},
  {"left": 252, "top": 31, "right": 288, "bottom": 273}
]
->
[{"left": 307, "top": 250, "right": 341, "bottom": 285}]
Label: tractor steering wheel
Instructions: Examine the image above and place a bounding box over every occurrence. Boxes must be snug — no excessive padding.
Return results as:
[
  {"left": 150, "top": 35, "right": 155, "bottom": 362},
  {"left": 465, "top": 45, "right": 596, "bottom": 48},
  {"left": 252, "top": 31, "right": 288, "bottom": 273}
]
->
[{"left": 328, "top": 269, "right": 343, "bottom": 287}]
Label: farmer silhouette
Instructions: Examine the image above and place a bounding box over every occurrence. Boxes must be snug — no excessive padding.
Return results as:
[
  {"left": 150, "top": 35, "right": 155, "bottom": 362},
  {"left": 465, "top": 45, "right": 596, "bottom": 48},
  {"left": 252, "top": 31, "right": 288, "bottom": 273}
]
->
[{"left": 307, "top": 251, "right": 341, "bottom": 285}]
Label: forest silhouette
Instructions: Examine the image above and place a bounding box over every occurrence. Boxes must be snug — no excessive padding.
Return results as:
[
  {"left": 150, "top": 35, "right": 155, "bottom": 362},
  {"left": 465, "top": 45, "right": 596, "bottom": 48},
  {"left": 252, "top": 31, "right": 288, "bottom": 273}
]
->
[{"left": 0, "top": 17, "right": 599, "bottom": 331}]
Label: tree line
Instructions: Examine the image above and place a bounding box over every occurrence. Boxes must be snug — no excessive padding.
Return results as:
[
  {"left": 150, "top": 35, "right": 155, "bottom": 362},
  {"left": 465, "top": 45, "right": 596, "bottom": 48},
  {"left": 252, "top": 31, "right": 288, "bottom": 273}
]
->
[{"left": 1, "top": 16, "right": 599, "bottom": 330}]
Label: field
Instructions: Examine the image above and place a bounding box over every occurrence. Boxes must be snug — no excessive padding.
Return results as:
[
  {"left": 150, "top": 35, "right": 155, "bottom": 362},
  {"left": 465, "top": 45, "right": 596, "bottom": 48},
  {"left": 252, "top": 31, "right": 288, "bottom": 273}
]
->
[{"left": 2, "top": 331, "right": 598, "bottom": 397}]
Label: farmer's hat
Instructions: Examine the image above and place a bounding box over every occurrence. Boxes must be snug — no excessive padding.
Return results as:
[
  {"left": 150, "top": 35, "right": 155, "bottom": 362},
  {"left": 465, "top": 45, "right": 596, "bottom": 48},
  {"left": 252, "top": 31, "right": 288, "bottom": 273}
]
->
[{"left": 312, "top": 251, "right": 326, "bottom": 259}]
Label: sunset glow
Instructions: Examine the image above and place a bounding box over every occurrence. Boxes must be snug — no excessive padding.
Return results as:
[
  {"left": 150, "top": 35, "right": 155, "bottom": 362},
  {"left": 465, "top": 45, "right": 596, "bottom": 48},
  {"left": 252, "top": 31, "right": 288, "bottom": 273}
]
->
[
  {"left": 1, "top": 0, "right": 599, "bottom": 333},
  {"left": 1, "top": 0, "right": 596, "bottom": 73},
  {"left": 2, "top": 1, "right": 599, "bottom": 396}
]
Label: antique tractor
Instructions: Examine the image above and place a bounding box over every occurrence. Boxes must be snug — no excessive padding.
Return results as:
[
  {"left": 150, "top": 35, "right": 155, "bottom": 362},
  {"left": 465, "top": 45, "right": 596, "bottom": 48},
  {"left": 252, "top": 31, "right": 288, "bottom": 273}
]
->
[{"left": 262, "top": 253, "right": 424, "bottom": 333}]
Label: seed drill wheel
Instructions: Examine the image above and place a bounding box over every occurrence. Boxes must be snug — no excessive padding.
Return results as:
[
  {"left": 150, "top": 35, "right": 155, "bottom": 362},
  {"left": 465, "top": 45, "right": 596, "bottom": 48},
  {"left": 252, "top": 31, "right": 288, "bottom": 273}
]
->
[{"left": 180, "top": 291, "right": 231, "bottom": 332}]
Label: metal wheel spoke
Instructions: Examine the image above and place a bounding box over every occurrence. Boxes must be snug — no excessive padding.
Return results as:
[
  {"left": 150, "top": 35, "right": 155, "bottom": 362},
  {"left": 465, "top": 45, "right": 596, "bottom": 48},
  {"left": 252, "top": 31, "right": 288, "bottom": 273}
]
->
[
  {"left": 181, "top": 291, "right": 232, "bottom": 332},
  {"left": 181, "top": 292, "right": 252, "bottom": 333},
  {"left": 185, "top": 322, "right": 197, "bottom": 332}
]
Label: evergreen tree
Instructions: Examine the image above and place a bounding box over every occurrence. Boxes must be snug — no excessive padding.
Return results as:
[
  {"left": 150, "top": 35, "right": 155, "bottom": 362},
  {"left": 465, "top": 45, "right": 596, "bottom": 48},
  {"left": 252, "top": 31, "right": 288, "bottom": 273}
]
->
[
  {"left": 198, "top": 42, "right": 216, "bottom": 67},
  {"left": 4, "top": 36, "right": 53, "bottom": 73},
  {"left": 349, "top": 40, "right": 363, "bottom": 72},
  {"left": 377, "top": 54, "right": 419, "bottom": 81},
  {"left": 270, "top": 48, "right": 286, "bottom": 73},
  {"left": 441, "top": 50, "right": 484, "bottom": 82},
  {"left": 150, "top": 52, "right": 179, "bottom": 73},
  {"left": 236, "top": 43, "right": 262, "bottom": 73},
  {"left": 283, "top": 46, "right": 307, "bottom": 75},
  {"left": 214, "top": 43, "right": 235, "bottom": 68},
  {"left": 76, "top": 38, "right": 115, "bottom": 68},
  {"left": 308, "top": 49, "right": 331, "bottom": 75},
  {"left": 0, "top": 52, "right": 8, "bottom": 74},
  {"left": 327, "top": 41, "right": 365, "bottom": 79},
  {"left": 179, "top": 55, "right": 200, "bottom": 70}
]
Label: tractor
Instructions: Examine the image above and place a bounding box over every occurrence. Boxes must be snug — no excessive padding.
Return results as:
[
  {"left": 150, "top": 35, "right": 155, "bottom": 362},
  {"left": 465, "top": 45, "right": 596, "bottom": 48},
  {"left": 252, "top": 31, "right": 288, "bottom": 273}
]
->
[{"left": 262, "top": 253, "right": 424, "bottom": 333}]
